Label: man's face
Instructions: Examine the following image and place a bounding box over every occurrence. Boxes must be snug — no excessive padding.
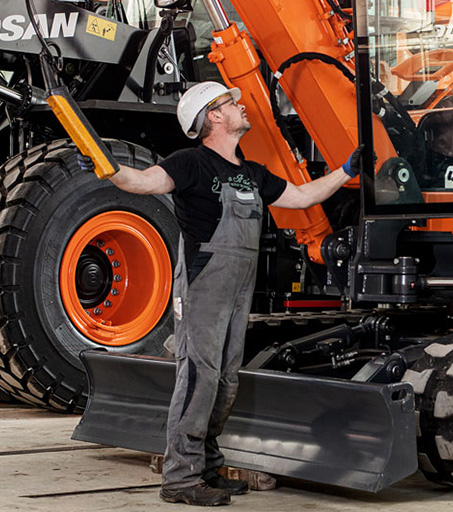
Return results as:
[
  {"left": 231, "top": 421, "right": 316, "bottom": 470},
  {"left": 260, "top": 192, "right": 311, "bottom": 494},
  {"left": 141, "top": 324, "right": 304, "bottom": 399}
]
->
[{"left": 210, "top": 95, "right": 251, "bottom": 137}]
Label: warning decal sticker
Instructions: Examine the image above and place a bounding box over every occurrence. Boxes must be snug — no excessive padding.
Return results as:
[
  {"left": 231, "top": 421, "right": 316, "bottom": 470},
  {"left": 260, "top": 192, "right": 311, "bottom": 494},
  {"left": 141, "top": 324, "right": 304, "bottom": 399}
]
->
[{"left": 86, "top": 15, "right": 117, "bottom": 41}]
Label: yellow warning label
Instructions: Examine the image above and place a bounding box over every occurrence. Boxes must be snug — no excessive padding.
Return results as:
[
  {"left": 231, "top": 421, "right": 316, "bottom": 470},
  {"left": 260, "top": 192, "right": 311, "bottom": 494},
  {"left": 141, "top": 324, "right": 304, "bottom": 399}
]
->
[
  {"left": 292, "top": 282, "right": 301, "bottom": 293},
  {"left": 86, "top": 15, "right": 117, "bottom": 41}
]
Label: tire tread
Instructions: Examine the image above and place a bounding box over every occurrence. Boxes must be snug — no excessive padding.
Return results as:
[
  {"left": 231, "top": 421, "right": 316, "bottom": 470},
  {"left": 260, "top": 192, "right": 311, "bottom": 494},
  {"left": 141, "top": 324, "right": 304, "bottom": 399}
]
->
[{"left": 0, "top": 139, "right": 178, "bottom": 412}]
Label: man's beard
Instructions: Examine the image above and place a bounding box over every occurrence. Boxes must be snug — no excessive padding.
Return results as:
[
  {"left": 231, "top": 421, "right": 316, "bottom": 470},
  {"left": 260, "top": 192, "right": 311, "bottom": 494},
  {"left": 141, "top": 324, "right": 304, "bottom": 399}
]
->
[
  {"left": 225, "top": 113, "right": 251, "bottom": 138},
  {"left": 235, "top": 119, "right": 251, "bottom": 138},
  {"left": 238, "top": 121, "right": 252, "bottom": 137}
]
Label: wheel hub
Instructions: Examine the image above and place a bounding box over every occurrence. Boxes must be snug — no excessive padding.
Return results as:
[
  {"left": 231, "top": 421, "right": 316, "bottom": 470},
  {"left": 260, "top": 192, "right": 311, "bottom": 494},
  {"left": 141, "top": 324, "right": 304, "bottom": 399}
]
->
[
  {"left": 60, "top": 211, "right": 172, "bottom": 346},
  {"left": 76, "top": 246, "right": 113, "bottom": 308}
]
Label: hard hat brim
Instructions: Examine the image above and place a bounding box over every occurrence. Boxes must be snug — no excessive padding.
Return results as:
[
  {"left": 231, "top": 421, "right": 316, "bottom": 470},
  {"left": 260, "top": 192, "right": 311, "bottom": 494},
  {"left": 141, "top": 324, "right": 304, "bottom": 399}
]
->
[
  {"left": 228, "top": 87, "right": 241, "bottom": 102},
  {"left": 208, "top": 87, "right": 241, "bottom": 108}
]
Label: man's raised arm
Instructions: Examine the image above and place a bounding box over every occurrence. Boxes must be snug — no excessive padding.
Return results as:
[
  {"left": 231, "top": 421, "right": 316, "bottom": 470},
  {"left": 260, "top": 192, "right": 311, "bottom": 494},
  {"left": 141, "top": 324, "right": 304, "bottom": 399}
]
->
[{"left": 77, "top": 154, "right": 175, "bottom": 195}]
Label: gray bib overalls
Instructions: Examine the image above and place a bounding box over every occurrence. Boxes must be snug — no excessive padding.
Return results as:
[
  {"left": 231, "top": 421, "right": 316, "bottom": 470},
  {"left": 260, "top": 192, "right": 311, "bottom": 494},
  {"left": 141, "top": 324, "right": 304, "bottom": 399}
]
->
[{"left": 162, "top": 173, "right": 263, "bottom": 489}]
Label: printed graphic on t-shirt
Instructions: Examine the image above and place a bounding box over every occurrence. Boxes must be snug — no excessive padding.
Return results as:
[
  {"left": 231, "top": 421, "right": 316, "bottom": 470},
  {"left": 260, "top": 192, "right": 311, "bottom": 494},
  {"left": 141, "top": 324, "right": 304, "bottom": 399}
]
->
[{"left": 211, "top": 173, "right": 253, "bottom": 201}]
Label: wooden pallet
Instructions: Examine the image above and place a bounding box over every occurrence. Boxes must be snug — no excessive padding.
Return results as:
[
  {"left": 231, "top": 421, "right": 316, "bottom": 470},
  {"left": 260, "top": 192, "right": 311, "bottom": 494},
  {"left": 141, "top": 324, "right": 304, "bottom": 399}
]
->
[{"left": 149, "top": 453, "right": 277, "bottom": 491}]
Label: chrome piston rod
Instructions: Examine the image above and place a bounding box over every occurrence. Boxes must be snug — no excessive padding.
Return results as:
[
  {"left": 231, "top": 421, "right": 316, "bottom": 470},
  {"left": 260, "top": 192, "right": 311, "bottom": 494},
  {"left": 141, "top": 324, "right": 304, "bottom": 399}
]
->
[
  {"left": 423, "top": 277, "right": 453, "bottom": 288},
  {"left": 0, "top": 84, "right": 23, "bottom": 106},
  {"left": 0, "top": 83, "right": 46, "bottom": 114},
  {"left": 200, "top": 0, "right": 230, "bottom": 31}
]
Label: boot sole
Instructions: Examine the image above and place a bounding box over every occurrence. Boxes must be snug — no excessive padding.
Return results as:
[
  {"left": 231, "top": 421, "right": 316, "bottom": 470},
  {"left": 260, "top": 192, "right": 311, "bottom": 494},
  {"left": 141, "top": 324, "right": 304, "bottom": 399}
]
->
[
  {"left": 160, "top": 489, "right": 231, "bottom": 506},
  {"left": 228, "top": 487, "right": 248, "bottom": 496}
]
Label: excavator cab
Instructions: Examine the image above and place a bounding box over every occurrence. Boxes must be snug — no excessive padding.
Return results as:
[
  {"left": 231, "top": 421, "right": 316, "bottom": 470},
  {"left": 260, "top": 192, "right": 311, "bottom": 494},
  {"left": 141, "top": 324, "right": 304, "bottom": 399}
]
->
[
  {"left": 356, "top": 0, "right": 453, "bottom": 208},
  {"left": 343, "top": 0, "right": 453, "bottom": 308}
]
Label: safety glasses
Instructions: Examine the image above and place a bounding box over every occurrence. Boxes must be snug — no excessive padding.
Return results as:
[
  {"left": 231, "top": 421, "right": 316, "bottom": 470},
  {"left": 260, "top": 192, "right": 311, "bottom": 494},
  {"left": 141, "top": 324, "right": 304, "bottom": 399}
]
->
[{"left": 208, "top": 97, "right": 238, "bottom": 112}]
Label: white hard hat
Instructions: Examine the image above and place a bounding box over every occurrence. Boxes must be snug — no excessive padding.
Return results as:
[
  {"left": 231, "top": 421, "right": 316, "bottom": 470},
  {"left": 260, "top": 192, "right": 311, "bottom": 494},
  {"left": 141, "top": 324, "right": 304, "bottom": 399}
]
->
[{"left": 177, "top": 81, "right": 241, "bottom": 139}]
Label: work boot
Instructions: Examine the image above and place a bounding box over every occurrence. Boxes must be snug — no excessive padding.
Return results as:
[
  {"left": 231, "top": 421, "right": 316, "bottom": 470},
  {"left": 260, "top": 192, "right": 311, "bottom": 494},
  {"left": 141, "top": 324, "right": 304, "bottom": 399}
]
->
[
  {"left": 159, "top": 483, "right": 231, "bottom": 506},
  {"left": 204, "top": 473, "right": 249, "bottom": 495}
]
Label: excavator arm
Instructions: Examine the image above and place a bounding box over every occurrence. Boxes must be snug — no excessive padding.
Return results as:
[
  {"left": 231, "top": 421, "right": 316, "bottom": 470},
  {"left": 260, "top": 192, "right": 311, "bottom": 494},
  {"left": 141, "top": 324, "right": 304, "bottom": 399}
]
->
[{"left": 202, "top": 0, "right": 396, "bottom": 262}]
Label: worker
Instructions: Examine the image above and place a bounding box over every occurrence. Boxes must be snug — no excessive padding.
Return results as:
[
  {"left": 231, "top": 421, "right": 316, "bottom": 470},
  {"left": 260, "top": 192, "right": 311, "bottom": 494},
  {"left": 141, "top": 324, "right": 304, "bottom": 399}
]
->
[{"left": 78, "top": 81, "right": 362, "bottom": 507}]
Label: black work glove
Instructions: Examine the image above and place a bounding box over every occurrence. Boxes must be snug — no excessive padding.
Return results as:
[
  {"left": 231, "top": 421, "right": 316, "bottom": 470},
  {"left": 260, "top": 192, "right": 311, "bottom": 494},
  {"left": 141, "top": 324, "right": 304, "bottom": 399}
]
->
[
  {"left": 342, "top": 144, "right": 364, "bottom": 177},
  {"left": 77, "top": 152, "right": 95, "bottom": 172}
]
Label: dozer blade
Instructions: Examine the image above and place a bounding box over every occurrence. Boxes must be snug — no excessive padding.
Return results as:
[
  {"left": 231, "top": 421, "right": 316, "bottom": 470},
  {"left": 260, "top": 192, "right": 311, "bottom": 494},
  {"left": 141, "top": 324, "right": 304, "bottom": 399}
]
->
[{"left": 73, "top": 350, "right": 417, "bottom": 492}]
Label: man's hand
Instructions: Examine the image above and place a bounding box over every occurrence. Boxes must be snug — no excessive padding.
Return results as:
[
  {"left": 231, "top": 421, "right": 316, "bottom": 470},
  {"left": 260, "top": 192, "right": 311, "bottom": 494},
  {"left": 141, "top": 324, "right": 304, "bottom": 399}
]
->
[
  {"left": 77, "top": 153, "right": 95, "bottom": 172},
  {"left": 342, "top": 144, "right": 364, "bottom": 178}
]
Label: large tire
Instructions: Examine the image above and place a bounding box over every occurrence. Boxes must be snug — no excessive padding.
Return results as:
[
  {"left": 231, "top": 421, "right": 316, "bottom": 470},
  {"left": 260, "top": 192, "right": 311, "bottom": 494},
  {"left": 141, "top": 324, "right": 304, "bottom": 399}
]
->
[
  {"left": 402, "top": 342, "right": 453, "bottom": 485},
  {"left": 0, "top": 139, "right": 179, "bottom": 412}
]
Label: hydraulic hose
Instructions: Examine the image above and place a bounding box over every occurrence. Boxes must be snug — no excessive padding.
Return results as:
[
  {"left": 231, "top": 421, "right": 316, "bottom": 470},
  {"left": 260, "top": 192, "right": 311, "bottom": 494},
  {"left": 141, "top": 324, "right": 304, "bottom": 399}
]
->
[
  {"left": 325, "top": 0, "right": 352, "bottom": 21},
  {"left": 372, "top": 80, "right": 418, "bottom": 132},
  {"left": 25, "top": 0, "right": 54, "bottom": 62},
  {"left": 270, "top": 52, "right": 355, "bottom": 153},
  {"left": 371, "top": 79, "right": 426, "bottom": 170}
]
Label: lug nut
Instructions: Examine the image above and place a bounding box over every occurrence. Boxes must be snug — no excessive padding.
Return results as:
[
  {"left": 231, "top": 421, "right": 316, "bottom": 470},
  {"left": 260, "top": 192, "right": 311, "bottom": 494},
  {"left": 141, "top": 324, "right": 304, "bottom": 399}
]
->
[
  {"left": 106, "top": 248, "right": 115, "bottom": 256},
  {"left": 112, "top": 260, "right": 121, "bottom": 268},
  {"left": 96, "top": 239, "right": 105, "bottom": 248},
  {"left": 93, "top": 308, "right": 102, "bottom": 315},
  {"left": 104, "top": 300, "right": 112, "bottom": 308},
  {"left": 114, "top": 274, "right": 122, "bottom": 282},
  {"left": 111, "top": 288, "right": 119, "bottom": 296}
]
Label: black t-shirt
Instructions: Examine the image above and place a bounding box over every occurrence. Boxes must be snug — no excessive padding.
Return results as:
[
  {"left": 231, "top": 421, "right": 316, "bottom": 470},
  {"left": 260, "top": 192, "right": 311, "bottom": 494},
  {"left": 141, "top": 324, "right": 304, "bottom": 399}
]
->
[{"left": 160, "top": 145, "right": 287, "bottom": 266}]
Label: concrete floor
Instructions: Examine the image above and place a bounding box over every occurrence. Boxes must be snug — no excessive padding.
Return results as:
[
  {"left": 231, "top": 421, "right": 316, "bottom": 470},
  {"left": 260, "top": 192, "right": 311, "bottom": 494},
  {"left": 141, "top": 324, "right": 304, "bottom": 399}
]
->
[{"left": 1, "top": 404, "right": 453, "bottom": 512}]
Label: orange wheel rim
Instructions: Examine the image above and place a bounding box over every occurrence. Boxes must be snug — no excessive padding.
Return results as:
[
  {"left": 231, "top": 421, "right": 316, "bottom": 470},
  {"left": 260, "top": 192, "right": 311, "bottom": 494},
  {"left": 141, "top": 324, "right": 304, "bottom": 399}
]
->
[{"left": 60, "top": 211, "right": 172, "bottom": 346}]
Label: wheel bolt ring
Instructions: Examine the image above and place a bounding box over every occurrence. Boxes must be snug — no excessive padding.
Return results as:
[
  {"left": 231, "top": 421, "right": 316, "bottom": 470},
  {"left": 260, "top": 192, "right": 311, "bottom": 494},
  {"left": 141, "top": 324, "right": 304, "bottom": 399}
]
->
[{"left": 60, "top": 211, "right": 172, "bottom": 346}]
